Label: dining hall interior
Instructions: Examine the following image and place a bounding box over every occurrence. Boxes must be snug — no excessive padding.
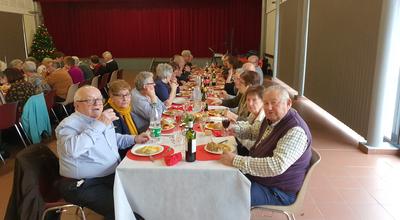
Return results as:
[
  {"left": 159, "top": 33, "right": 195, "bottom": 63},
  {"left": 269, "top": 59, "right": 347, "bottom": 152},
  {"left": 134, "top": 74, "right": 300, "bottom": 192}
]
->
[{"left": 0, "top": 0, "right": 400, "bottom": 219}]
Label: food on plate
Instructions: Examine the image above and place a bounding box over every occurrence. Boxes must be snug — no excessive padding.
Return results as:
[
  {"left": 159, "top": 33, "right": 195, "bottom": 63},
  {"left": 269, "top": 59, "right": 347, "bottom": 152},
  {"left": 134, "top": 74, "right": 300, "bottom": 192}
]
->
[
  {"left": 161, "top": 118, "right": 175, "bottom": 130},
  {"left": 205, "top": 142, "right": 232, "bottom": 153},
  {"left": 163, "top": 109, "right": 176, "bottom": 116},
  {"left": 135, "top": 146, "right": 162, "bottom": 155},
  {"left": 207, "top": 109, "right": 225, "bottom": 117},
  {"left": 205, "top": 122, "right": 223, "bottom": 130}
]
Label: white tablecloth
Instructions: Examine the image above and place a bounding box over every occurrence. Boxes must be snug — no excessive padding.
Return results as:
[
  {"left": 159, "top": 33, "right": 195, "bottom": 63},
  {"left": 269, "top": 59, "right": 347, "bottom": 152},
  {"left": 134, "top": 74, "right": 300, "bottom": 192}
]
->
[{"left": 114, "top": 134, "right": 251, "bottom": 220}]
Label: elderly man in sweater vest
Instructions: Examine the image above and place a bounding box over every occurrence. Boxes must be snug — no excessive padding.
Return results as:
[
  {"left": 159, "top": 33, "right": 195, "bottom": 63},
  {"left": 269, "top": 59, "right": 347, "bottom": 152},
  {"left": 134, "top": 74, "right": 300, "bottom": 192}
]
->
[{"left": 220, "top": 85, "right": 312, "bottom": 206}]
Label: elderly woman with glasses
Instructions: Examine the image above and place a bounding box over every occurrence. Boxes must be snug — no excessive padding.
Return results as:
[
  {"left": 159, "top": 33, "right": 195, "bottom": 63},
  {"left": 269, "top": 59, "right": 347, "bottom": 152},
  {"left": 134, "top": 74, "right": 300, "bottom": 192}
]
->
[
  {"left": 131, "top": 71, "right": 166, "bottom": 126},
  {"left": 154, "top": 63, "right": 179, "bottom": 107},
  {"left": 105, "top": 79, "right": 148, "bottom": 157}
]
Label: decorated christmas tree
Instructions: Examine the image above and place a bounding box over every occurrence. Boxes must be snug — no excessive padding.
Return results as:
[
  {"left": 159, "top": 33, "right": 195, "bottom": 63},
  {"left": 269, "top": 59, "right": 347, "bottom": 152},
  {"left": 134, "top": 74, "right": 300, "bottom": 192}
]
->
[{"left": 29, "top": 24, "right": 57, "bottom": 62}]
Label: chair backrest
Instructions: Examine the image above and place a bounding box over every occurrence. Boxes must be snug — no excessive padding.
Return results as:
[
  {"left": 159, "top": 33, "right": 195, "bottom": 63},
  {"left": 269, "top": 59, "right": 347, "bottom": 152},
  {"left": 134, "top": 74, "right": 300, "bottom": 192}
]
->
[
  {"left": 44, "top": 90, "right": 56, "bottom": 112},
  {"left": 117, "top": 69, "right": 123, "bottom": 79},
  {"left": 62, "top": 83, "right": 79, "bottom": 105},
  {"left": 109, "top": 70, "right": 118, "bottom": 83},
  {"left": 0, "top": 90, "right": 6, "bottom": 104},
  {"left": 290, "top": 148, "right": 321, "bottom": 212},
  {"left": 79, "top": 79, "right": 91, "bottom": 88},
  {"left": 91, "top": 75, "right": 100, "bottom": 88},
  {"left": 98, "top": 72, "right": 111, "bottom": 90},
  {"left": 0, "top": 102, "right": 18, "bottom": 129}
]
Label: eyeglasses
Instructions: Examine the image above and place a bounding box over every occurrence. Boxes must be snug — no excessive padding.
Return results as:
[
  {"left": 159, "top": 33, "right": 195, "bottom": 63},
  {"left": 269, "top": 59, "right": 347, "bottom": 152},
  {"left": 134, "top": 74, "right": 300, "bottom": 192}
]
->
[
  {"left": 113, "top": 93, "right": 131, "bottom": 99},
  {"left": 145, "top": 82, "right": 156, "bottom": 86},
  {"left": 76, "top": 98, "right": 104, "bottom": 105}
]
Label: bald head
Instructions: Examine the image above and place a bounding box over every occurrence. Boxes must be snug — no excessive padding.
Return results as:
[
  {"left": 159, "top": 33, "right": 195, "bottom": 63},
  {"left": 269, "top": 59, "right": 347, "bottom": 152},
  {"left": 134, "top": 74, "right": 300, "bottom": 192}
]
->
[
  {"left": 242, "top": 62, "right": 256, "bottom": 72},
  {"left": 102, "top": 51, "right": 113, "bottom": 62},
  {"left": 74, "top": 86, "right": 104, "bottom": 118}
]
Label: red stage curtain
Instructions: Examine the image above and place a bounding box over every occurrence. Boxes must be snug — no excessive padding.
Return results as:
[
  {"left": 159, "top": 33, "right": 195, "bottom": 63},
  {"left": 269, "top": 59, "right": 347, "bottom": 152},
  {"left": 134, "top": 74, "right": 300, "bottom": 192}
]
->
[{"left": 39, "top": 0, "right": 261, "bottom": 58}]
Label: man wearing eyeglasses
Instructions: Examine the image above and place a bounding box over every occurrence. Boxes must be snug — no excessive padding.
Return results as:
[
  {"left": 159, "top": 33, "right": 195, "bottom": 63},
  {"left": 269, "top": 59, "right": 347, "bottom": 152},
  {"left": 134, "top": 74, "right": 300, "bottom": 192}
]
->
[
  {"left": 220, "top": 85, "right": 312, "bottom": 207},
  {"left": 56, "top": 85, "right": 149, "bottom": 220},
  {"left": 131, "top": 71, "right": 166, "bottom": 128}
]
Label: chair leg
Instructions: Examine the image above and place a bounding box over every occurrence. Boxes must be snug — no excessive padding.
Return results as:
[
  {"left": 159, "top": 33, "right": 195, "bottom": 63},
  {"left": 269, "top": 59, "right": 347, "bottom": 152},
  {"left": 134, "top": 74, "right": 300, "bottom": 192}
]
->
[
  {"left": 18, "top": 122, "right": 32, "bottom": 145},
  {"left": 0, "top": 153, "right": 4, "bottom": 164},
  {"left": 14, "top": 124, "right": 28, "bottom": 148},
  {"left": 282, "top": 211, "right": 295, "bottom": 220},
  {"left": 62, "top": 105, "right": 69, "bottom": 116},
  {"left": 51, "top": 108, "right": 60, "bottom": 124}
]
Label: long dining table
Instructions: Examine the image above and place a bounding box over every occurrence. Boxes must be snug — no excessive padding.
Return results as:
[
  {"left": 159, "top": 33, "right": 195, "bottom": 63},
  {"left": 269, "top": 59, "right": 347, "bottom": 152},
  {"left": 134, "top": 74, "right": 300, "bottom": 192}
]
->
[{"left": 114, "top": 131, "right": 251, "bottom": 220}]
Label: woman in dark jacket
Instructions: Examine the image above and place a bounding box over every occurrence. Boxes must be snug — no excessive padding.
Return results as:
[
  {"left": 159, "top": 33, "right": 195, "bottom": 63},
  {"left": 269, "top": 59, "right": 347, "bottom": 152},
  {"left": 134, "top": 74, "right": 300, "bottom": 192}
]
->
[
  {"left": 4, "top": 68, "right": 35, "bottom": 113},
  {"left": 104, "top": 79, "right": 147, "bottom": 158}
]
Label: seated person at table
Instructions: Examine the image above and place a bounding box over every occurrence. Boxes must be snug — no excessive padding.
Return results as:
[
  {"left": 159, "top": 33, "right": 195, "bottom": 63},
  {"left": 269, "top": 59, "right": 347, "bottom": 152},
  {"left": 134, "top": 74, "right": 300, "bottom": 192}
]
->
[
  {"left": 172, "top": 55, "right": 190, "bottom": 83},
  {"left": 154, "top": 63, "right": 179, "bottom": 107},
  {"left": 131, "top": 71, "right": 166, "bottom": 126},
  {"left": 64, "top": 56, "right": 84, "bottom": 84},
  {"left": 56, "top": 85, "right": 149, "bottom": 220},
  {"left": 213, "top": 71, "right": 260, "bottom": 121},
  {"left": 248, "top": 55, "right": 264, "bottom": 85},
  {"left": 231, "top": 85, "right": 265, "bottom": 155},
  {"left": 103, "top": 51, "right": 119, "bottom": 74},
  {"left": 105, "top": 80, "right": 148, "bottom": 157},
  {"left": 220, "top": 85, "right": 312, "bottom": 206},
  {"left": 90, "top": 55, "right": 107, "bottom": 77},
  {"left": 45, "top": 62, "right": 73, "bottom": 102},
  {"left": 181, "top": 49, "right": 193, "bottom": 67},
  {"left": 224, "top": 55, "right": 243, "bottom": 96},
  {"left": 4, "top": 68, "right": 35, "bottom": 112},
  {"left": 23, "top": 61, "right": 51, "bottom": 94}
]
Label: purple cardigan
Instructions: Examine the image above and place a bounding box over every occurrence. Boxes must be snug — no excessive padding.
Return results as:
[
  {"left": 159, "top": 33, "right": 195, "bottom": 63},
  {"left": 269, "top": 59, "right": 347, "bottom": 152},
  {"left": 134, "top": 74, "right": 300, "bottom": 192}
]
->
[
  {"left": 248, "top": 109, "right": 312, "bottom": 194},
  {"left": 68, "top": 66, "right": 84, "bottom": 84}
]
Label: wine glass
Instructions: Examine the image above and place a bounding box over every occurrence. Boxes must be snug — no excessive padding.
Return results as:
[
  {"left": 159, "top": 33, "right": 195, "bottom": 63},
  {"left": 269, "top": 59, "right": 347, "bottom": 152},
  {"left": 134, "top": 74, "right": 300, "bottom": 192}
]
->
[{"left": 222, "top": 118, "right": 230, "bottom": 136}]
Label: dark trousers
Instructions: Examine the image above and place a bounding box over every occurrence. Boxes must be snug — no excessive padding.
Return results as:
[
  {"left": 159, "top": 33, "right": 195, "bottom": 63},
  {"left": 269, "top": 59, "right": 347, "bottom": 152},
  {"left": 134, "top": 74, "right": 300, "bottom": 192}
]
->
[{"left": 58, "top": 174, "right": 115, "bottom": 220}]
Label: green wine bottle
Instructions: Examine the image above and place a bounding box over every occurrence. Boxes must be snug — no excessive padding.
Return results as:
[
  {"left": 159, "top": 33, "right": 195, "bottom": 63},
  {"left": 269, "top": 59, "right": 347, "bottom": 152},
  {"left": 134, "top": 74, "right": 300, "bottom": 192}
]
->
[{"left": 185, "top": 120, "right": 196, "bottom": 162}]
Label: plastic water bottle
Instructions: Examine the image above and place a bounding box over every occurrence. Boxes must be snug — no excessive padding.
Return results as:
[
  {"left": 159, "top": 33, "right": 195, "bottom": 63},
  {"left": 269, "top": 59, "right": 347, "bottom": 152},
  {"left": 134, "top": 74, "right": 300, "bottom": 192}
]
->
[
  {"left": 149, "top": 103, "right": 161, "bottom": 143},
  {"left": 192, "top": 86, "right": 202, "bottom": 113}
]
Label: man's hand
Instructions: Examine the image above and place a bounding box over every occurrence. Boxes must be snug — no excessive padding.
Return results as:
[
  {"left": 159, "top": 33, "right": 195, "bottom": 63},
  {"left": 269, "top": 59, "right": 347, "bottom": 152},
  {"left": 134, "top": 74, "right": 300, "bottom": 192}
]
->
[
  {"left": 219, "top": 151, "right": 236, "bottom": 166},
  {"left": 134, "top": 133, "right": 150, "bottom": 144},
  {"left": 98, "top": 109, "right": 119, "bottom": 125}
]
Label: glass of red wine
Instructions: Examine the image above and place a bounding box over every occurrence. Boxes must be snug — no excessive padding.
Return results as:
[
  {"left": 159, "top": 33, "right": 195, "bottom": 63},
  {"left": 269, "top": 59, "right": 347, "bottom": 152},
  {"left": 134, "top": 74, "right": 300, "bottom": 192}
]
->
[{"left": 222, "top": 119, "right": 230, "bottom": 136}]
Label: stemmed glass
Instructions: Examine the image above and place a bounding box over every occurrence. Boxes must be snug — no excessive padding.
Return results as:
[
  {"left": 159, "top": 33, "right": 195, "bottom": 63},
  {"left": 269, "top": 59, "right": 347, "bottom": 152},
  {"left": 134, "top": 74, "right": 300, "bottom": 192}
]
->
[{"left": 222, "top": 118, "right": 230, "bottom": 136}]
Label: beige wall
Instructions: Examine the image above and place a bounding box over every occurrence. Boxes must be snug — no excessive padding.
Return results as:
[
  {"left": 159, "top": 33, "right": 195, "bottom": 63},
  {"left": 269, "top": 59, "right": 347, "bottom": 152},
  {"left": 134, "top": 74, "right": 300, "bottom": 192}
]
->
[
  {"left": 273, "top": 0, "right": 383, "bottom": 137},
  {"left": 0, "top": 0, "right": 37, "bottom": 59}
]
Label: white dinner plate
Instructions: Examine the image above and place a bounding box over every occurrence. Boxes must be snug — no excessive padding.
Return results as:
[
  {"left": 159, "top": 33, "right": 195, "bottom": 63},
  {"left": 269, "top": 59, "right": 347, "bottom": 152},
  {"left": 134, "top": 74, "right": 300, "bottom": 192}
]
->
[
  {"left": 172, "top": 97, "right": 187, "bottom": 104},
  {"left": 204, "top": 143, "right": 233, "bottom": 155},
  {"left": 131, "top": 144, "right": 164, "bottom": 156}
]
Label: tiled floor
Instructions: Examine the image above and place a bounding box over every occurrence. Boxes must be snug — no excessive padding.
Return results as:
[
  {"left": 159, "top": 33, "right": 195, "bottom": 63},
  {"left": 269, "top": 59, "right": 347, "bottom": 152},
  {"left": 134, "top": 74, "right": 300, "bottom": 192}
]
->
[{"left": 1, "top": 72, "right": 399, "bottom": 219}]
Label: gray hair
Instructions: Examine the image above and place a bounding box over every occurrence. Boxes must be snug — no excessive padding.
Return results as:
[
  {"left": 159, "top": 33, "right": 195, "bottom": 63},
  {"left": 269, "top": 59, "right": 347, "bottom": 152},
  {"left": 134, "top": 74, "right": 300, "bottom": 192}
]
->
[
  {"left": 156, "top": 63, "right": 173, "bottom": 80},
  {"left": 102, "top": 51, "right": 112, "bottom": 59},
  {"left": 22, "top": 61, "right": 37, "bottom": 73},
  {"left": 264, "top": 85, "right": 290, "bottom": 102},
  {"left": 242, "top": 62, "right": 256, "bottom": 72},
  {"left": 135, "top": 71, "right": 154, "bottom": 90},
  {"left": 74, "top": 85, "right": 100, "bottom": 102},
  {"left": 181, "top": 50, "right": 192, "bottom": 57},
  {"left": 9, "top": 59, "right": 23, "bottom": 68},
  {"left": 72, "top": 56, "right": 80, "bottom": 65}
]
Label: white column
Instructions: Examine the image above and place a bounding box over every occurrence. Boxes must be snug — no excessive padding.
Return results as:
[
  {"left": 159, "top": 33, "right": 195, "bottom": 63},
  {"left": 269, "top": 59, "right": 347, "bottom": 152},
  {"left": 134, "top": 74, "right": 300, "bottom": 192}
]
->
[
  {"left": 273, "top": 0, "right": 280, "bottom": 78},
  {"left": 259, "top": 0, "right": 267, "bottom": 58},
  {"left": 297, "top": 0, "right": 310, "bottom": 97},
  {"left": 366, "top": 0, "right": 399, "bottom": 147}
]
